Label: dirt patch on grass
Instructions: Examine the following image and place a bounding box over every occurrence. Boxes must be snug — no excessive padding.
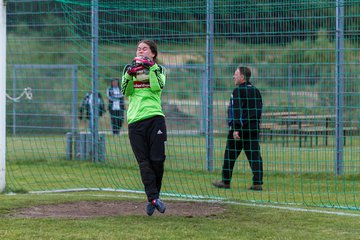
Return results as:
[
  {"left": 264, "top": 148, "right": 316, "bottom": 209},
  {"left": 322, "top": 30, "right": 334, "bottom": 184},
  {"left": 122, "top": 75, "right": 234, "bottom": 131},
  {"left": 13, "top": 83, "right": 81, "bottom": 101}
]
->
[{"left": 6, "top": 200, "right": 226, "bottom": 218}]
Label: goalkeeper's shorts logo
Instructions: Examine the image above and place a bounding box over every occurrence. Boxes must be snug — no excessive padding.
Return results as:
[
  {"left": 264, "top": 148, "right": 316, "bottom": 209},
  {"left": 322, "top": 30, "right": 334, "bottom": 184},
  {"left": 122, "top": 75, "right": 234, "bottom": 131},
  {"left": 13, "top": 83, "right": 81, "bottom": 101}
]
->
[{"left": 134, "top": 81, "right": 150, "bottom": 88}]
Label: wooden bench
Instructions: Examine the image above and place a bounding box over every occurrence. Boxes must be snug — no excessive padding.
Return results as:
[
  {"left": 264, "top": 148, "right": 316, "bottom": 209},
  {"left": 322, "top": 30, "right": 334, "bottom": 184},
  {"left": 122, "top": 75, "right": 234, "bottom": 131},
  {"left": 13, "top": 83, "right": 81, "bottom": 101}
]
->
[
  {"left": 298, "top": 127, "right": 359, "bottom": 147},
  {"left": 261, "top": 124, "right": 358, "bottom": 147},
  {"left": 262, "top": 111, "right": 300, "bottom": 118},
  {"left": 261, "top": 123, "right": 316, "bottom": 146}
]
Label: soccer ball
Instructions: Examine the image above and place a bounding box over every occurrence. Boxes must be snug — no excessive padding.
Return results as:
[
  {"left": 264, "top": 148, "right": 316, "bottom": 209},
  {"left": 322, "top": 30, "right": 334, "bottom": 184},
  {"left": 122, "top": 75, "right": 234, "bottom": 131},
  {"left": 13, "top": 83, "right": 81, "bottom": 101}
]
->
[{"left": 135, "top": 68, "right": 150, "bottom": 81}]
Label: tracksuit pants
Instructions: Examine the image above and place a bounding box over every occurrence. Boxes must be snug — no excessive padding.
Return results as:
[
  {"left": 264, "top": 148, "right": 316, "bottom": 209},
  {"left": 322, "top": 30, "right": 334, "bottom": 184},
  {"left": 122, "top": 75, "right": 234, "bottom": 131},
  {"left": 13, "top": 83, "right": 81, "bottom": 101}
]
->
[
  {"left": 109, "top": 109, "right": 123, "bottom": 134},
  {"left": 222, "top": 122, "right": 263, "bottom": 186},
  {"left": 128, "top": 116, "right": 167, "bottom": 202}
]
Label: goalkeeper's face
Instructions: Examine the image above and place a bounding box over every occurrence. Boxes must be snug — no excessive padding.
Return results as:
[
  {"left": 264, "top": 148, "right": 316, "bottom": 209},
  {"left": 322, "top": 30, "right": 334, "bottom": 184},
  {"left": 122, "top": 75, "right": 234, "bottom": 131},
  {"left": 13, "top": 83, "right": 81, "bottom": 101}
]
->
[{"left": 136, "top": 42, "right": 155, "bottom": 60}]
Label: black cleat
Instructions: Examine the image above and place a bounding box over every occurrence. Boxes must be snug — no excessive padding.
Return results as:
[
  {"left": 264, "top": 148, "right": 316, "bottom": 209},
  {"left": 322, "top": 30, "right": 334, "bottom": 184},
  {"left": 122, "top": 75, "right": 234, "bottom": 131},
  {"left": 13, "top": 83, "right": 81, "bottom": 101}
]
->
[
  {"left": 152, "top": 199, "right": 166, "bottom": 213},
  {"left": 146, "top": 202, "right": 156, "bottom": 216}
]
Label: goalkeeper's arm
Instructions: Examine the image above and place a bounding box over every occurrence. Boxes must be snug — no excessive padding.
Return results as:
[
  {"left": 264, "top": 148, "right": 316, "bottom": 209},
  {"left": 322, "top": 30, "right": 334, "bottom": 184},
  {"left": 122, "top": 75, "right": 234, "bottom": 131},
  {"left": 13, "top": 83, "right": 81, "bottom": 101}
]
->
[
  {"left": 121, "top": 64, "right": 134, "bottom": 96},
  {"left": 149, "top": 64, "right": 166, "bottom": 92}
]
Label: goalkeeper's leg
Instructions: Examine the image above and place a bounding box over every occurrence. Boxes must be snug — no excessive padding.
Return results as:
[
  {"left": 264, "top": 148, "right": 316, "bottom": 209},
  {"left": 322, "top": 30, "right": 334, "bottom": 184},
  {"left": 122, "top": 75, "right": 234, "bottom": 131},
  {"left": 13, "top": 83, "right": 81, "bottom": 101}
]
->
[{"left": 149, "top": 116, "right": 167, "bottom": 193}]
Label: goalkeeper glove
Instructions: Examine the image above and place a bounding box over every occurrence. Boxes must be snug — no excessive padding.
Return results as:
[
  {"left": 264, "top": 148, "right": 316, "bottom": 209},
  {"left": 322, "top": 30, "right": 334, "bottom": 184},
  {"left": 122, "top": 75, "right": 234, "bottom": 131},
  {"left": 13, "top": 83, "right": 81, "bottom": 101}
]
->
[
  {"left": 133, "top": 56, "right": 155, "bottom": 68},
  {"left": 127, "top": 65, "right": 145, "bottom": 76}
]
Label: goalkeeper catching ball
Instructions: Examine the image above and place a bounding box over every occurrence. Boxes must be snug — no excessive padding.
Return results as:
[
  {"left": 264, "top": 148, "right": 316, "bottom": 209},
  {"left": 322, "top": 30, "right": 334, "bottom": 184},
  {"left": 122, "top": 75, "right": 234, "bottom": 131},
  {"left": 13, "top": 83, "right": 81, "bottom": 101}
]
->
[{"left": 121, "top": 39, "right": 167, "bottom": 216}]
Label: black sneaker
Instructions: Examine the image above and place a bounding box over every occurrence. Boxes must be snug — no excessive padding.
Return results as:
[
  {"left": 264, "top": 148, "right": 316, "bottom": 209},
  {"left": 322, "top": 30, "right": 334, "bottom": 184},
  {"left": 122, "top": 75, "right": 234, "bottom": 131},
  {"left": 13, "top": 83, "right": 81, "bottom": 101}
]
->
[
  {"left": 146, "top": 202, "right": 156, "bottom": 216},
  {"left": 212, "top": 180, "right": 230, "bottom": 189},
  {"left": 152, "top": 199, "right": 166, "bottom": 213}
]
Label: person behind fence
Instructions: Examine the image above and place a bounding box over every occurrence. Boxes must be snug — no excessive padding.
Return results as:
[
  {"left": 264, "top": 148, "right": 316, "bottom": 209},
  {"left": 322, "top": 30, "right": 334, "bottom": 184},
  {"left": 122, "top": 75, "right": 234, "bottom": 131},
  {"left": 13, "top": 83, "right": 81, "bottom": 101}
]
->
[
  {"left": 106, "top": 78, "right": 125, "bottom": 135},
  {"left": 78, "top": 91, "right": 106, "bottom": 131},
  {"left": 212, "top": 66, "right": 264, "bottom": 191},
  {"left": 121, "top": 39, "right": 167, "bottom": 216}
]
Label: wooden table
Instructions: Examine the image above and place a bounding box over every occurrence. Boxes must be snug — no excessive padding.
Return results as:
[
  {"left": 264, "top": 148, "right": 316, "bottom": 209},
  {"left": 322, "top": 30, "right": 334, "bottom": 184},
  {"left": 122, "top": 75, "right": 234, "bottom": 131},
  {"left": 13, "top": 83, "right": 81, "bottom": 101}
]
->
[
  {"left": 262, "top": 111, "right": 299, "bottom": 118},
  {"left": 261, "top": 114, "right": 337, "bottom": 147}
]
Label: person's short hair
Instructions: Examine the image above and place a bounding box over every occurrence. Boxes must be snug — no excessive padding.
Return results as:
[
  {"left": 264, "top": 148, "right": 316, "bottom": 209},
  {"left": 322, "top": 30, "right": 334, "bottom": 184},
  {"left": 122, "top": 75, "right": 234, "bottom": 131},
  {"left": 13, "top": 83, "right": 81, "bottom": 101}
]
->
[{"left": 238, "top": 66, "right": 251, "bottom": 82}]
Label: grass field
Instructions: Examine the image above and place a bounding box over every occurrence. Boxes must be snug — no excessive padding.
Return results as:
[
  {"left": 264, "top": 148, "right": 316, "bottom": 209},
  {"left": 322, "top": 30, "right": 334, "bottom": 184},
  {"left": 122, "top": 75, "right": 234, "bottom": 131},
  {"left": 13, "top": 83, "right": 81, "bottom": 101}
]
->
[
  {"left": 5, "top": 134, "right": 360, "bottom": 212},
  {"left": 5, "top": 2, "right": 360, "bottom": 238},
  {"left": 0, "top": 192, "right": 360, "bottom": 240}
]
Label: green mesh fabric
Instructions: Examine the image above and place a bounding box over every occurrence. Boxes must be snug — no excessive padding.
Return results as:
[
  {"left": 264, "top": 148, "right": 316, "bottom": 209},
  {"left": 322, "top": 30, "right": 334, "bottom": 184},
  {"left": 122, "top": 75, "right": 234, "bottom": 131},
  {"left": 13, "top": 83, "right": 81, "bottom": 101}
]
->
[{"left": 5, "top": 0, "right": 360, "bottom": 211}]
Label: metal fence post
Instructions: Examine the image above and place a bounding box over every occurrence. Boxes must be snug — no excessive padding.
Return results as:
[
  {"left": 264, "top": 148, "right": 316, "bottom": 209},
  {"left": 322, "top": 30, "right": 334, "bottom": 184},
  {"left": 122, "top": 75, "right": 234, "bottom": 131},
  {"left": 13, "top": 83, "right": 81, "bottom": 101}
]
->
[
  {"left": 91, "top": 0, "right": 99, "bottom": 162},
  {"left": 335, "top": 0, "right": 344, "bottom": 175},
  {"left": 206, "top": 0, "right": 214, "bottom": 171}
]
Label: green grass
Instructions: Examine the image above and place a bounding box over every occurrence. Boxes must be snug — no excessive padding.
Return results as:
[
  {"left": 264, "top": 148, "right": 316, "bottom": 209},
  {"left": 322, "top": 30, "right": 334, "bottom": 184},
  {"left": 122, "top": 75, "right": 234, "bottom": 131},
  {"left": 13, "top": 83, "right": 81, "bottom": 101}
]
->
[
  {"left": 0, "top": 192, "right": 359, "bottom": 240},
  {"left": 5, "top": 134, "right": 360, "bottom": 211}
]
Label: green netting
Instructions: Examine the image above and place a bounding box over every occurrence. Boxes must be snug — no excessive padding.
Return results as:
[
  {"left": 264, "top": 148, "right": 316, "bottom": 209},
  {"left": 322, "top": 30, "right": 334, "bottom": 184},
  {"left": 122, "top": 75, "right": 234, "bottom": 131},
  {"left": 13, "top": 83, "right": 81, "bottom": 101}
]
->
[{"left": 5, "top": 0, "right": 360, "bottom": 211}]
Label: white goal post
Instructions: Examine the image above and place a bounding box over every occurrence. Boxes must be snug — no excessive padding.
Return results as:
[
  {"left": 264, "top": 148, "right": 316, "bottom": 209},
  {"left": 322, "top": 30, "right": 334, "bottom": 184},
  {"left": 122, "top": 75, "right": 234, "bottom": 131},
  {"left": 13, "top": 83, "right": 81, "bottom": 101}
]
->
[{"left": 0, "top": 0, "right": 7, "bottom": 192}]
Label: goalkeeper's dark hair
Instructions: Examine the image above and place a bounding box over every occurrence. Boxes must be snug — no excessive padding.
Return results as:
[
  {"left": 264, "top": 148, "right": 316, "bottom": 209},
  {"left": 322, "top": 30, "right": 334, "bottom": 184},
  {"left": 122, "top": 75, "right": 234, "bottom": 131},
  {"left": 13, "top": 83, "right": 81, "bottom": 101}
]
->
[
  {"left": 138, "top": 39, "right": 158, "bottom": 63},
  {"left": 238, "top": 66, "right": 251, "bottom": 82}
]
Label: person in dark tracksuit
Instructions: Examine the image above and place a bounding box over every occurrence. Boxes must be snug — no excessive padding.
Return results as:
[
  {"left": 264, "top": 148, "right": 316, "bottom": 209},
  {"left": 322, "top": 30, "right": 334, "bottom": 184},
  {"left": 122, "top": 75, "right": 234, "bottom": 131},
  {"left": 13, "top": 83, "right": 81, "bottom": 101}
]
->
[
  {"left": 106, "top": 78, "right": 125, "bottom": 135},
  {"left": 212, "top": 66, "right": 264, "bottom": 191},
  {"left": 79, "top": 92, "right": 106, "bottom": 131},
  {"left": 121, "top": 40, "right": 167, "bottom": 216}
]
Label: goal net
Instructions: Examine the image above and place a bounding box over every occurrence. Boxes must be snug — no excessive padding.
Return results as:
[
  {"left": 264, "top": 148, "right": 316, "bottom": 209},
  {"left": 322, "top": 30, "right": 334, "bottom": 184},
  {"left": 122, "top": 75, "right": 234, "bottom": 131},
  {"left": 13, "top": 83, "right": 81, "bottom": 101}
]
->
[{"left": 4, "top": 0, "right": 360, "bottom": 211}]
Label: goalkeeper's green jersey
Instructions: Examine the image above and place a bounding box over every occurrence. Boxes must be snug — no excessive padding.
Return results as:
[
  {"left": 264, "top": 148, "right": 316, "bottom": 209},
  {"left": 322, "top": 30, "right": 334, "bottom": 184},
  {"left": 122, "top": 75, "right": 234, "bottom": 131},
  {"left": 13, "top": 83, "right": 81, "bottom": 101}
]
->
[{"left": 121, "top": 63, "right": 166, "bottom": 124}]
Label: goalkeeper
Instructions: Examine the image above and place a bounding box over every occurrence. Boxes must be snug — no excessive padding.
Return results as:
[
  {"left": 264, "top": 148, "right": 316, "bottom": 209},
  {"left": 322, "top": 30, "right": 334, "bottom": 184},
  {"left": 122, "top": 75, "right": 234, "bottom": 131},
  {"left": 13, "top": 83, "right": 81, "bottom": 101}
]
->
[{"left": 121, "top": 40, "right": 167, "bottom": 216}]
